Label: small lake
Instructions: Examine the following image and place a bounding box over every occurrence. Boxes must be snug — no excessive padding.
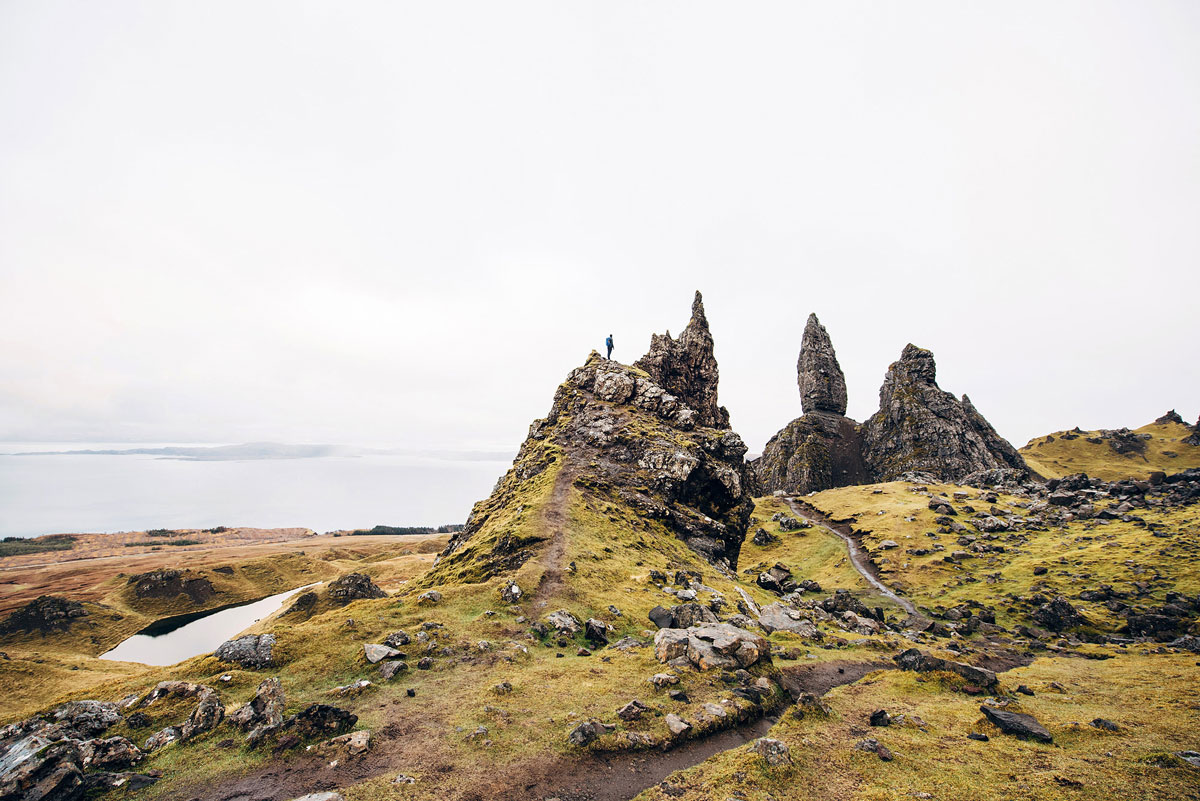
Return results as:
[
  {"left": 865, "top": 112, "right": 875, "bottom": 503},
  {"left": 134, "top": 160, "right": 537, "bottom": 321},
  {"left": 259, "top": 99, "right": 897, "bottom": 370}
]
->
[{"left": 100, "top": 584, "right": 318, "bottom": 666}]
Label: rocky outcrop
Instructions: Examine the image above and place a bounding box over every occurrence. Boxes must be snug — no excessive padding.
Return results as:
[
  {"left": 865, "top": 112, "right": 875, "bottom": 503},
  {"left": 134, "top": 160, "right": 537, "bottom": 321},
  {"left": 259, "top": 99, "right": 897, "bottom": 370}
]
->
[
  {"left": 215, "top": 633, "right": 276, "bottom": 669},
  {"left": 753, "top": 315, "right": 869, "bottom": 495},
  {"left": 633, "top": 291, "right": 730, "bottom": 429},
  {"left": 327, "top": 573, "right": 387, "bottom": 602},
  {"left": 798, "top": 313, "right": 848, "bottom": 415},
  {"left": 1185, "top": 415, "right": 1200, "bottom": 447},
  {"left": 0, "top": 701, "right": 150, "bottom": 801},
  {"left": 653, "top": 623, "right": 769, "bottom": 670},
  {"left": 436, "top": 293, "right": 755, "bottom": 574},
  {"left": 0, "top": 596, "right": 88, "bottom": 634},
  {"left": 862, "top": 345, "right": 1029, "bottom": 482},
  {"left": 753, "top": 412, "right": 870, "bottom": 495},
  {"left": 127, "top": 570, "right": 215, "bottom": 604}
]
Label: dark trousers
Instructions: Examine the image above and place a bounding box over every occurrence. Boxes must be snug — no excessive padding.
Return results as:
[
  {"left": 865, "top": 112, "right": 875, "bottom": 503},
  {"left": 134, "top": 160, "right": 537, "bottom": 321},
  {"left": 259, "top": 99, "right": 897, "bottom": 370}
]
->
[{"left": 606, "top": 345, "right": 613, "bottom": 359}]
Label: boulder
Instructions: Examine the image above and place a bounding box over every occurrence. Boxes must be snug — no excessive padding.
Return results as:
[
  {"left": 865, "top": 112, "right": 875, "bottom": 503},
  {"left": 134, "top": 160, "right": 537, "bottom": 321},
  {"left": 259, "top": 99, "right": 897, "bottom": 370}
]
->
[
  {"left": 653, "top": 624, "right": 769, "bottom": 671},
  {"left": 753, "top": 737, "right": 792, "bottom": 766},
  {"left": 79, "top": 736, "right": 142, "bottom": 770},
  {"left": 664, "top": 713, "right": 692, "bottom": 736},
  {"left": 893, "top": 648, "right": 997, "bottom": 687},
  {"left": 378, "top": 660, "right": 409, "bottom": 681},
  {"left": 327, "top": 573, "right": 387, "bottom": 602},
  {"left": 584, "top": 618, "right": 611, "bottom": 645},
  {"left": 229, "top": 678, "right": 286, "bottom": 738},
  {"left": 289, "top": 704, "right": 357, "bottom": 739},
  {"left": 499, "top": 581, "right": 522, "bottom": 604},
  {"left": 757, "top": 563, "right": 799, "bottom": 595},
  {"left": 980, "top": 705, "right": 1052, "bottom": 743},
  {"left": 1031, "top": 597, "right": 1087, "bottom": 632},
  {"left": 416, "top": 590, "right": 442, "bottom": 605},
  {"left": 567, "top": 720, "right": 614, "bottom": 747},
  {"left": 617, "top": 700, "right": 651, "bottom": 721},
  {"left": 757, "top": 603, "right": 821, "bottom": 638},
  {"left": 383, "top": 630, "right": 411, "bottom": 648},
  {"left": 215, "top": 633, "right": 276, "bottom": 669},
  {"left": 363, "top": 643, "right": 402, "bottom": 664},
  {"left": 546, "top": 610, "right": 582, "bottom": 635}
]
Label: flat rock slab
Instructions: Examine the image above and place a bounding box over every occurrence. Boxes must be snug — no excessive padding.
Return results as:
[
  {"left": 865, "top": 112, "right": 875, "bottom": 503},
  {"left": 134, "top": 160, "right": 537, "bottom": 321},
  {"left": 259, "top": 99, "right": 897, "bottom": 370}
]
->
[{"left": 981, "top": 705, "right": 1052, "bottom": 743}]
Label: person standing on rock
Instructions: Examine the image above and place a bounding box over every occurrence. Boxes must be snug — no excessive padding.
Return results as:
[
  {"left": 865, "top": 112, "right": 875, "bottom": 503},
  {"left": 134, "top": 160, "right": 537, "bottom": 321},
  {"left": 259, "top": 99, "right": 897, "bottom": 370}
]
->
[{"left": 606, "top": 334, "right": 614, "bottom": 360}]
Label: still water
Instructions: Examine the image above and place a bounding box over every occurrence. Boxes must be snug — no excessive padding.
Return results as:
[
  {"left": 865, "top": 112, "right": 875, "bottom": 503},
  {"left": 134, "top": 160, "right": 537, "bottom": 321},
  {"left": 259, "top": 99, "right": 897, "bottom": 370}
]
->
[
  {"left": 100, "top": 584, "right": 319, "bottom": 666},
  {"left": 0, "top": 443, "right": 510, "bottom": 538}
]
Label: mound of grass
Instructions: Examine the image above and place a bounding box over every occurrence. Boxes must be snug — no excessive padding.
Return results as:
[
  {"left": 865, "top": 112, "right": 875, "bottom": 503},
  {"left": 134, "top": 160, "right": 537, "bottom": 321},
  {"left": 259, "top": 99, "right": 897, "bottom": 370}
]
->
[
  {"left": 1022, "top": 420, "right": 1200, "bottom": 481},
  {"left": 634, "top": 652, "right": 1200, "bottom": 801}
]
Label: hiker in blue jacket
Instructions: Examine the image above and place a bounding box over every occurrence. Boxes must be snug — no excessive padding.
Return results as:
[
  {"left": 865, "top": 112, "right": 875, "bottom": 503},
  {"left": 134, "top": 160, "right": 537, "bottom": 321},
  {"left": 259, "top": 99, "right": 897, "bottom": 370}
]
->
[{"left": 605, "top": 334, "right": 614, "bottom": 360}]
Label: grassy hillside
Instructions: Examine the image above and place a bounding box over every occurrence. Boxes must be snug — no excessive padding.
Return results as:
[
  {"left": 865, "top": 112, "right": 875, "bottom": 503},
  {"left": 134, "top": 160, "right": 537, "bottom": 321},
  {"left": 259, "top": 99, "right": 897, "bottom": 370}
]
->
[
  {"left": 1022, "top": 420, "right": 1200, "bottom": 481},
  {"left": 803, "top": 481, "right": 1200, "bottom": 633},
  {"left": 633, "top": 652, "right": 1200, "bottom": 801}
]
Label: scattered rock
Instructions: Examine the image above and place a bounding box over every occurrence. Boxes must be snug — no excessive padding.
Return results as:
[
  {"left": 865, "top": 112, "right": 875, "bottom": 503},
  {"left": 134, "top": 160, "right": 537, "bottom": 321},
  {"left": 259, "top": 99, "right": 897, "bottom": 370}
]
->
[
  {"left": 617, "top": 700, "right": 651, "bottom": 721},
  {"left": 215, "top": 634, "right": 276, "bottom": 669},
  {"left": 753, "top": 737, "right": 792, "bottom": 766},
  {"left": 664, "top": 713, "right": 692, "bottom": 736},
  {"left": 893, "top": 648, "right": 997, "bottom": 687},
  {"left": 416, "top": 590, "right": 442, "bottom": 605},
  {"left": 980, "top": 705, "right": 1052, "bottom": 743},
  {"left": 363, "top": 643, "right": 402, "bottom": 663},
  {"left": 379, "top": 661, "right": 409, "bottom": 681}
]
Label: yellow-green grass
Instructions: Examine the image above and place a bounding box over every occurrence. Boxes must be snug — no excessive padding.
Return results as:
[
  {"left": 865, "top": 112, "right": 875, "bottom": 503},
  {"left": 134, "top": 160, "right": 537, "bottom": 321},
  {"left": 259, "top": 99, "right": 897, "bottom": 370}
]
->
[
  {"left": 805, "top": 482, "right": 1200, "bottom": 632},
  {"left": 0, "top": 544, "right": 440, "bottom": 723},
  {"left": 1022, "top": 421, "right": 1200, "bottom": 481},
  {"left": 633, "top": 651, "right": 1200, "bottom": 800}
]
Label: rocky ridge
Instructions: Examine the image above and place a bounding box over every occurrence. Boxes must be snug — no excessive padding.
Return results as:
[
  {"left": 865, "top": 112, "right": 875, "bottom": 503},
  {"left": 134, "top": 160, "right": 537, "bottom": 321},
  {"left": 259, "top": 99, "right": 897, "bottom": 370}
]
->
[{"left": 436, "top": 293, "right": 754, "bottom": 574}]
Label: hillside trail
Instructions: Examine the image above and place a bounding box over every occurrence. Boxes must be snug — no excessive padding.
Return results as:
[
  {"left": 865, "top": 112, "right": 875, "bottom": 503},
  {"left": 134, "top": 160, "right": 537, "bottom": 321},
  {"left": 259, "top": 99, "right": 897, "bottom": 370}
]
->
[
  {"left": 532, "top": 459, "right": 579, "bottom": 609},
  {"left": 531, "top": 658, "right": 892, "bottom": 801},
  {"left": 785, "top": 498, "right": 919, "bottom": 617}
]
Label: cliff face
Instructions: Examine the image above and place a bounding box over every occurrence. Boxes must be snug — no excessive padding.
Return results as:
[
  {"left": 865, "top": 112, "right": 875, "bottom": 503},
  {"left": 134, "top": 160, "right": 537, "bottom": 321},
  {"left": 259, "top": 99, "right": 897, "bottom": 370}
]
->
[
  {"left": 861, "top": 344, "right": 1028, "bottom": 481},
  {"left": 753, "top": 314, "right": 868, "bottom": 494},
  {"left": 437, "top": 293, "right": 754, "bottom": 579}
]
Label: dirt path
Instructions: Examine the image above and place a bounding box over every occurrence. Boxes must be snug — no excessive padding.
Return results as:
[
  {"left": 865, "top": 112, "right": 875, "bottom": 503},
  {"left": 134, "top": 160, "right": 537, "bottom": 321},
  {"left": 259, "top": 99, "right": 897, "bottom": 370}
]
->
[
  {"left": 785, "top": 499, "right": 918, "bottom": 616},
  {"left": 527, "top": 659, "right": 893, "bottom": 801},
  {"left": 531, "top": 461, "right": 578, "bottom": 609}
]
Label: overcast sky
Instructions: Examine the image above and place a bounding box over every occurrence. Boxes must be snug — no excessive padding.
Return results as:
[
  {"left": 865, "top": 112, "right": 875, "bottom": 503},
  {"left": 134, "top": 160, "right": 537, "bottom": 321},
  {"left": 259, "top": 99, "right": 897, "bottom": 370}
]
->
[{"left": 1, "top": 1, "right": 1197, "bottom": 456}]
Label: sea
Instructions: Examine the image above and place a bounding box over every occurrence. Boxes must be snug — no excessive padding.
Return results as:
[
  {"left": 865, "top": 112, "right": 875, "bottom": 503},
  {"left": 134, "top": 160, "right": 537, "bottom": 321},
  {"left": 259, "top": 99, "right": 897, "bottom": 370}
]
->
[{"left": 0, "top": 442, "right": 512, "bottom": 539}]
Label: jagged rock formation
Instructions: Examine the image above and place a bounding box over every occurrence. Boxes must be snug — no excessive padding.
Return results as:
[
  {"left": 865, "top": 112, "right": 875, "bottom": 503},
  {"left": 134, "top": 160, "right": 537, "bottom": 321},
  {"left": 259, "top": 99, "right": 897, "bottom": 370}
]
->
[
  {"left": 1186, "top": 415, "right": 1200, "bottom": 447},
  {"left": 437, "top": 293, "right": 754, "bottom": 576},
  {"left": 633, "top": 291, "right": 730, "bottom": 429},
  {"left": 861, "top": 344, "right": 1029, "bottom": 482},
  {"left": 797, "top": 313, "right": 847, "bottom": 415},
  {"left": 756, "top": 323, "right": 1028, "bottom": 493},
  {"left": 753, "top": 315, "right": 869, "bottom": 494}
]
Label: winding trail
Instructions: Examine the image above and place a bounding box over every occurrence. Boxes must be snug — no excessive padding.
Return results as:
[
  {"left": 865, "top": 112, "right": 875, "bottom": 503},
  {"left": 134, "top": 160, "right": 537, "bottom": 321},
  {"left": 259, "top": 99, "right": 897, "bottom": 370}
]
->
[
  {"left": 531, "top": 460, "right": 578, "bottom": 609},
  {"left": 785, "top": 499, "right": 919, "bottom": 616}
]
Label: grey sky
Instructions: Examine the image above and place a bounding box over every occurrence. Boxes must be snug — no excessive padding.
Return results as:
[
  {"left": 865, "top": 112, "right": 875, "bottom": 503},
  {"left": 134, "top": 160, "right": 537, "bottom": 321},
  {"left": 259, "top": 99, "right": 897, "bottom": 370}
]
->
[{"left": 2, "top": 1, "right": 1197, "bottom": 456}]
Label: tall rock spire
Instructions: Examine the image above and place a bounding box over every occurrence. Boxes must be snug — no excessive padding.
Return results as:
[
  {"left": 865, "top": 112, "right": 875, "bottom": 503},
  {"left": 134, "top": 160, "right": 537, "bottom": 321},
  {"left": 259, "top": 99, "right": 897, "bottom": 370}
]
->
[
  {"left": 633, "top": 291, "right": 731, "bottom": 429},
  {"left": 798, "top": 313, "right": 848, "bottom": 415}
]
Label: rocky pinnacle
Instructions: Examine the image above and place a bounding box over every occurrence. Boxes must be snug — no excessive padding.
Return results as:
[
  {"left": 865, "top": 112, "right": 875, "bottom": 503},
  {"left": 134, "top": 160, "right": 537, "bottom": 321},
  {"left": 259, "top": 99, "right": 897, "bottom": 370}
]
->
[
  {"left": 798, "top": 313, "right": 848, "bottom": 415},
  {"left": 862, "top": 343, "right": 1028, "bottom": 481},
  {"left": 633, "top": 290, "right": 730, "bottom": 429}
]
